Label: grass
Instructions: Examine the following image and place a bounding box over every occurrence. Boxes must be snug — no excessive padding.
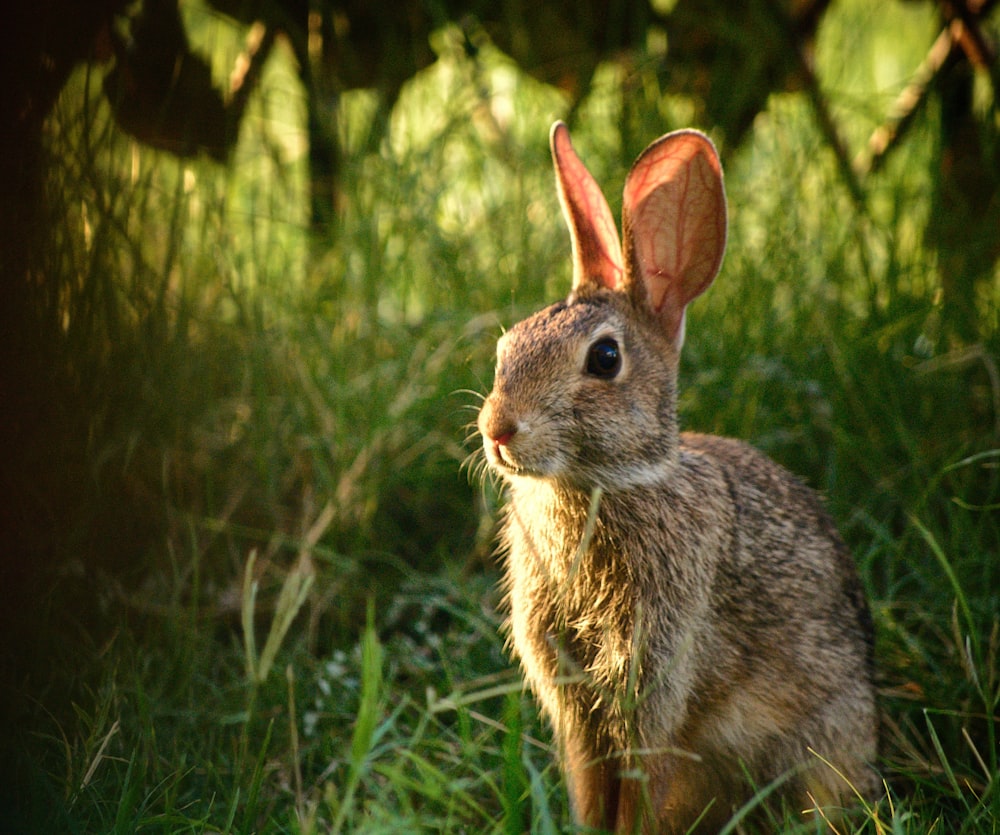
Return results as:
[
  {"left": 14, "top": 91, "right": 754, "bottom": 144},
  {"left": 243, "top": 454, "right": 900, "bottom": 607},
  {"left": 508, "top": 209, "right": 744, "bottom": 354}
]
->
[{"left": 4, "top": 0, "right": 999, "bottom": 832}]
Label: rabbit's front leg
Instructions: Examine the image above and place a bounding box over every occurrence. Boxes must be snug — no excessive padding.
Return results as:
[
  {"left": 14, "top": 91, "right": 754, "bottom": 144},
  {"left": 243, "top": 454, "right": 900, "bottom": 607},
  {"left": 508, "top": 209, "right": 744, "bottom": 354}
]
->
[
  {"left": 560, "top": 726, "right": 679, "bottom": 834},
  {"left": 560, "top": 727, "right": 622, "bottom": 831}
]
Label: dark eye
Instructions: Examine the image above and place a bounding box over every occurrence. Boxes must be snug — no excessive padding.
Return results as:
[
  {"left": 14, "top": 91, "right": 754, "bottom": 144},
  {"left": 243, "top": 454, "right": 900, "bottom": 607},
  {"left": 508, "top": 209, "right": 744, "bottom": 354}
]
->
[{"left": 586, "top": 338, "right": 621, "bottom": 378}]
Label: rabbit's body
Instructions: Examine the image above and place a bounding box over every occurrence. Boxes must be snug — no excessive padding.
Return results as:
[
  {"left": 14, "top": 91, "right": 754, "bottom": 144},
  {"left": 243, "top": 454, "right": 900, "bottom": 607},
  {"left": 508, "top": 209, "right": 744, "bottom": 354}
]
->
[
  {"left": 501, "top": 427, "right": 876, "bottom": 831},
  {"left": 479, "top": 124, "right": 877, "bottom": 832}
]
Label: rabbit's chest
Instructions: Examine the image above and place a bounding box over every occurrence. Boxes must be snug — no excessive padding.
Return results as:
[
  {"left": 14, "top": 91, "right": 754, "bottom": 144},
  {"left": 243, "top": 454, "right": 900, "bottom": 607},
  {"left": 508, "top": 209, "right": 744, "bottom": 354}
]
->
[{"left": 503, "top": 490, "right": 640, "bottom": 693}]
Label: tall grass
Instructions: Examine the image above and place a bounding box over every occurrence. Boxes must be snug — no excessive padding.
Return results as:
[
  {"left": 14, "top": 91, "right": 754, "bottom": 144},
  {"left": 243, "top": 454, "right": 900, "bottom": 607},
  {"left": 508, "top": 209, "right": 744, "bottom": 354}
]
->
[{"left": 5, "top": 0, "right": 998, "bottom": 832}]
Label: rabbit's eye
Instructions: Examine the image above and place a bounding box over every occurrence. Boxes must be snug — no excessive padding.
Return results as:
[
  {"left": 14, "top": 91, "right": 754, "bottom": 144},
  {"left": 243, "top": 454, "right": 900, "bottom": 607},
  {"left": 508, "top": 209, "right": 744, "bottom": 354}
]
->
[{"left": 586, "top": 338, "right": 621, "bottom": 379}]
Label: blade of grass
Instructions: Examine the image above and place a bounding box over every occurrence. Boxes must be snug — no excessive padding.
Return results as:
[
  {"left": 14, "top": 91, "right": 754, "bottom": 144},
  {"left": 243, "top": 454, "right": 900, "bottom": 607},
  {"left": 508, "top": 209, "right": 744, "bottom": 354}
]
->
[
  {"left": 239, "top": 718, "right": 274, "bottom": 835},
  {"left": 524, "top": 751, "right": 560, "bottom": 835},
  {"left": 241, "top": 549, "right": 259, "bottom": 680},
  {"left": 910, "top": 515, "right": 978, "bottom": 665},
  {"left": 330, "top": 600, "right": 384, "bottom": 835},
  {"left": 256, "top": 558, "right": 314, "bottom": 684},
  {"left": 501, "top": 690, "right": 527, "bottom": 835},
  {"left": 924, "top": 710, "right": 963, "bottom": 802}
]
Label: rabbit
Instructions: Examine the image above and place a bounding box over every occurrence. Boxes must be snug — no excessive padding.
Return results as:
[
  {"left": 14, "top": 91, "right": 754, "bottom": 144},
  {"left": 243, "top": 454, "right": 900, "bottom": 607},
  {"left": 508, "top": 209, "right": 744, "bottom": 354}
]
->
[{"left": 476, "top": 122, "right": 879, "bottom": 834}]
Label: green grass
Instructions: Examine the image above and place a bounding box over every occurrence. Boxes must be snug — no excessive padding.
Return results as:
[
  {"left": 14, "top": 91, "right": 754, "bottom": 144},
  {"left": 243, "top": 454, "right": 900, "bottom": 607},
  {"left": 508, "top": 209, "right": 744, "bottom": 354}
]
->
[{"left": 5, "top": 0, "right": 999, "bottom": 832}]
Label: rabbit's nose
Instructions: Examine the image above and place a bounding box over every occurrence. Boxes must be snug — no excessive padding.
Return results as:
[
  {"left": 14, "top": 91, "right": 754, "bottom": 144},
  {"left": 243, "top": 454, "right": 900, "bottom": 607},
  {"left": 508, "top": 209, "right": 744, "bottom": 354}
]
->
[
  {"left": 479, "top": 397, "right": 517, "bottom": 444},
  {"left": 492, "top": 429, "right": 516, "bottom": 447},
  {"left": 490, "top": 428, "right": 517, "bottom": 465},
  {"left": 486, "top": 421, "right": 518, "bottom": 457}
]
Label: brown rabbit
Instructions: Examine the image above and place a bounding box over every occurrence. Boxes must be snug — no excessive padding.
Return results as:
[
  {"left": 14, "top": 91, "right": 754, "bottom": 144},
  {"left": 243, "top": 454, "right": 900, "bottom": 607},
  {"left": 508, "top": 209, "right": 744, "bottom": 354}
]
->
[{"left": 477, "top": 122, "right": 878, "bottom": 833}]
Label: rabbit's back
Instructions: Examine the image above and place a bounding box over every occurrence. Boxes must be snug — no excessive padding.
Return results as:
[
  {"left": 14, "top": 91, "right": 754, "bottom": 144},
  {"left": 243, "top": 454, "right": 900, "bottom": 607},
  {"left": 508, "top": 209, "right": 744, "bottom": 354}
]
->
[
  {"left": 679, "top": 432, "right": 874, "bottom": 678},
  {"left": 671, "top": 434, "right": 876, "bottom": 784}
]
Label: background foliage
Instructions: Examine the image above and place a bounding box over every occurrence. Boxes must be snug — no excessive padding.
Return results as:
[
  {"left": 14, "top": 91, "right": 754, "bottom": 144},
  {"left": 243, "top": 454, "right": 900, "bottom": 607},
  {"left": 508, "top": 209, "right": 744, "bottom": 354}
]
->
[{"left": 3, "top": 0, "right": 998, "bottom": 832}]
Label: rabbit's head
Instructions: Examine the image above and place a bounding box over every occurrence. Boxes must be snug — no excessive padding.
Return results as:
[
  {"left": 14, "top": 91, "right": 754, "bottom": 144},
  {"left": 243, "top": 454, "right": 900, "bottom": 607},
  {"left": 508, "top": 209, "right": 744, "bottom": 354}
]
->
[{"left": 478, "top": 122, "right": 727, "bottom": 490}]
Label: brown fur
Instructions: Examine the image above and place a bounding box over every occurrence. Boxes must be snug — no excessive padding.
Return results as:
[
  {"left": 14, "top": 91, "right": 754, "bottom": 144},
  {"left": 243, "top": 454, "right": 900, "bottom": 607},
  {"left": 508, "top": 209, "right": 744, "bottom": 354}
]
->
[{"left": 477, "top": 124, "right": 878, "bottom": 833}]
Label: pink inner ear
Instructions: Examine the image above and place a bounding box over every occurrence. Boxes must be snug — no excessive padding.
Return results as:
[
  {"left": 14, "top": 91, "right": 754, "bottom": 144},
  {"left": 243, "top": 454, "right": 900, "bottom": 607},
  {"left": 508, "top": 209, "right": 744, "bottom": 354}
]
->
[
  {"left": 622, "top": 131, "right": 727, "bottom": 344},
  {"left": 550, "top": 122, "right": 624, "bottom": 292}
]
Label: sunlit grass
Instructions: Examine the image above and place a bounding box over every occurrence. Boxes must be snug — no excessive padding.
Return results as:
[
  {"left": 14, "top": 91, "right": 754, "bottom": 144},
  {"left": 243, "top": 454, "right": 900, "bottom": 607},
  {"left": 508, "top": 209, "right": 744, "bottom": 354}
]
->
[{"left": 8, "top": 0, "right": 998, "bottom": 832}]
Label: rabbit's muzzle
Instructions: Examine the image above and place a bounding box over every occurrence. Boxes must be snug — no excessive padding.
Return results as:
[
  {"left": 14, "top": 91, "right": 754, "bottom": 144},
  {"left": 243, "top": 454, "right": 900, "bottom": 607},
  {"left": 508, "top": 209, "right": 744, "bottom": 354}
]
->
[{"left": 478, "top": 396, "right": 520, "bottom": 472}]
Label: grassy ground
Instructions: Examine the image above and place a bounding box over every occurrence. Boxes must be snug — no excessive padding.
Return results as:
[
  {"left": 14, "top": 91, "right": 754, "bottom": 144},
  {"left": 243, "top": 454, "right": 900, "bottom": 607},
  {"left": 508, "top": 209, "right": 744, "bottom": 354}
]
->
[{"left": 4, "top": 1, "right": 999, "bottom": 832}]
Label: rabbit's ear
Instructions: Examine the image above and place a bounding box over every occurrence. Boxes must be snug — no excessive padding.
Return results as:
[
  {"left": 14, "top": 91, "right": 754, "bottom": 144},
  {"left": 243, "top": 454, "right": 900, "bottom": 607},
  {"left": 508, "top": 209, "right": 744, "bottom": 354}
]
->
[
  {"left": 550, "top": 122, "right": 624, "bottom": 293},
  {"left": 622, "top": 130, "right": 726, "bottom": 349}
]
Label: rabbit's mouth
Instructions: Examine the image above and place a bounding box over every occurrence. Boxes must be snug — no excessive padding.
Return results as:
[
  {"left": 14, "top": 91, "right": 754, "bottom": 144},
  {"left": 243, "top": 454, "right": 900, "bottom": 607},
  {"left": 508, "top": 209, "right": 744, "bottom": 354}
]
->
[
  {"left": 485, "top": 437, "right": 526, "bottom": 475},
  {"left": 484, "top": 439, "right": 568, "bottom": 481},
  {"left": 493, "top": 439, "right": 517, "bottom": 469}
]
